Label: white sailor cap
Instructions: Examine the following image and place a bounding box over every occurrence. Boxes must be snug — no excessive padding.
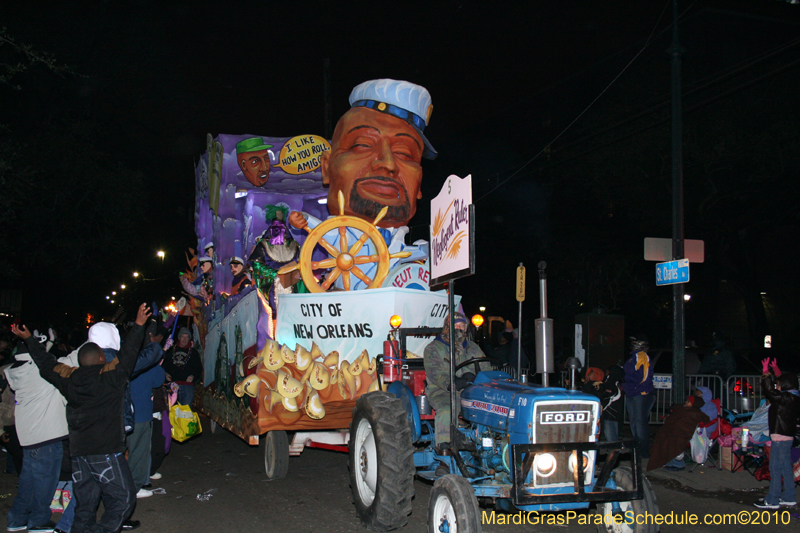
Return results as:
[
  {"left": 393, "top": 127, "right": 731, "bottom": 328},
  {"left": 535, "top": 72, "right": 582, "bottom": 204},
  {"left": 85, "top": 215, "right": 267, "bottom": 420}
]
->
[
  {"left": 229, "top": 256, "right": 245, "bottom": 265},
  {"left": 348, "top": 79, "right": 437, "bottom": 160},
  {"left": 204, "top": 242, "right": 214, "bottom": 250},
  {"left": 198, "top": 256, "right": 213, "bottom": 263}
]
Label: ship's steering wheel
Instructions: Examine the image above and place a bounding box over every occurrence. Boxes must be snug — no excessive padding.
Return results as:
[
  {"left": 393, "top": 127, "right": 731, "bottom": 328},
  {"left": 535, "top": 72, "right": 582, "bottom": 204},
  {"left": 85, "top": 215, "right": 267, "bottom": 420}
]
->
[{"left": 278, "top": 191, "right": 410, "bottom": 292}]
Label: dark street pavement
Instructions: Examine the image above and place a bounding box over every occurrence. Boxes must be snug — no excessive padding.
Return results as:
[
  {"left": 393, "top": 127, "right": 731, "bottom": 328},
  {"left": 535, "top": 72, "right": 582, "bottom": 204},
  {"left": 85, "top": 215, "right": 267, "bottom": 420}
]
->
[{"left": 2, "top": 418, "right": 797, "bottom": 532}]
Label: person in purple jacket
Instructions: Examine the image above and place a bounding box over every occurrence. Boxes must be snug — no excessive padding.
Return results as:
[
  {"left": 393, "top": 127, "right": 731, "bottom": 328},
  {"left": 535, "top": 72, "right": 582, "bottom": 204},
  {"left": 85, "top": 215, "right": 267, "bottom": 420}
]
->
[{"left": 622, "top": 335, "right": 655, "bottom": 459}]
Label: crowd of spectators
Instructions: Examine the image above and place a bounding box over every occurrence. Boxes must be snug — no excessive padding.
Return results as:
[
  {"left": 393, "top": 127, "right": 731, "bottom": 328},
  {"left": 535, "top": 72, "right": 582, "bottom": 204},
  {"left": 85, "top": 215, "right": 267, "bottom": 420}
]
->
[{"left": 0, "top": 305, "right": 200, "bottom": 533}]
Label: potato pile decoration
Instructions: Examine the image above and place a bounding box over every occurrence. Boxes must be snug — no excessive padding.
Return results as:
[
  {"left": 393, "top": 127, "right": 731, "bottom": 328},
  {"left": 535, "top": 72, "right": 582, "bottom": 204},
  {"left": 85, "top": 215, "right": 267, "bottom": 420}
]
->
[{"left": 232, "top": 340, "right": 380, "bottom": 423}]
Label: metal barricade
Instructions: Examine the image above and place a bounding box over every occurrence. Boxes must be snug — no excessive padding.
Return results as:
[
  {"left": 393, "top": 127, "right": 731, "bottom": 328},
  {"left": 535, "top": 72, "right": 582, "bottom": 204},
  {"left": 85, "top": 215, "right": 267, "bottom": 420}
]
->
[
  {"left": 688, "top": 375, "right": 725, "bottom": 408},
  {"left": 726, "top": 375, "right": 764, "bottom": 416},
  {"left": 622, "top": 374, "right": 724, "bottom": 425},
  {"left": 497, "top": 364, "right": 518, "bottom": 379}
]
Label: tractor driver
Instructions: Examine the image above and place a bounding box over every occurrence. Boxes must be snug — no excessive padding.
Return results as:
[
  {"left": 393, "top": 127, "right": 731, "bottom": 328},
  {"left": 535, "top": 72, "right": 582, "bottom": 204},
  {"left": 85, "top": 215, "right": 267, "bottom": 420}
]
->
[{"left": 424, "top": 312, "right": 492, "bottom": 469}]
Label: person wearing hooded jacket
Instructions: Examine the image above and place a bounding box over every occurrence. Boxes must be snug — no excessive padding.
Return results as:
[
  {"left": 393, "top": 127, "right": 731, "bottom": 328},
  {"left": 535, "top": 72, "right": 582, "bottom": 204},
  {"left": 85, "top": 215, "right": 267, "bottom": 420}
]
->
[
  {"left": 622, "top": 335, "right": 655, "bottom": 459},
  {"left": 424, "top": 313, "right": 491, "bottom": 452},
  {"left": 4, "top": 335, "right": 68, "bottom": 533},
  {"left": 12, "top": 303, "right": 151, "bottom": 533}
]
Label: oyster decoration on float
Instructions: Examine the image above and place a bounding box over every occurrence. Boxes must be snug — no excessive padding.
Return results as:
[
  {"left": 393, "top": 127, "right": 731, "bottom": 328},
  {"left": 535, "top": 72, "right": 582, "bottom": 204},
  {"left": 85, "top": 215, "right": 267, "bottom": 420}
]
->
[{"left": 233, "top": 340, "right": 379, "bottom": 423}]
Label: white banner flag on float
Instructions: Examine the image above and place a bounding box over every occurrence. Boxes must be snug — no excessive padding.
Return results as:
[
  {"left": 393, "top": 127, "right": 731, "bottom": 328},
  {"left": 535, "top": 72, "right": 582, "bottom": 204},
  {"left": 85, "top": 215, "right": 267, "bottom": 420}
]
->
[{"left": 275, "top": 287, "right": 460, "bottom": 362}]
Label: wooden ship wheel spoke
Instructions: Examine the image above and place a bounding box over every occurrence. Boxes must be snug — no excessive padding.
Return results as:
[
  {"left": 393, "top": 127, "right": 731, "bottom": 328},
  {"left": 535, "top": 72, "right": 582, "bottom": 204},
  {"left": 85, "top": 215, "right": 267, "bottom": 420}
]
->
[{"left": 278, "top": 191, "right": 411, "bottom": 292}]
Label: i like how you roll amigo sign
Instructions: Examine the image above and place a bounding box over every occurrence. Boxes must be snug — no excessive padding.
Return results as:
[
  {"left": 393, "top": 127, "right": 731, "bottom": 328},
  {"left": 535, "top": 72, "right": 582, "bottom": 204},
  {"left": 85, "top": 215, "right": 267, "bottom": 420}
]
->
[{"left": 430, "top": 174, "right": 475, "bottom": 288}]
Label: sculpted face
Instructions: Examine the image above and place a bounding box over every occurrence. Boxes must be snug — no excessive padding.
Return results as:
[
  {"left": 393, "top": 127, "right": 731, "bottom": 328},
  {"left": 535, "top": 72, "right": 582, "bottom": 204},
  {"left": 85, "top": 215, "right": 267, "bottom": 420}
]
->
[
  {"left": 321, "top": 107, "right": 424, "bottom": 228},
  {"left": 230, "top": 263, "right": 244, "bottom": 276},
  {"left": 238, "top": 149, "right": 271, "bottom": 187},
  {"left": 200, "top": 261, "right": 212, "bottom": 274}
]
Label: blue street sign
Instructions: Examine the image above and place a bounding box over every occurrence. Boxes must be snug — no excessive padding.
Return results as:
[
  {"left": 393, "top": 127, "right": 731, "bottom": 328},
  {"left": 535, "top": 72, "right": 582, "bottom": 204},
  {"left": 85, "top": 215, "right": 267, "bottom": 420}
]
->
[{"left": 656, "top": 259, "right": 690, "bottom": 286}]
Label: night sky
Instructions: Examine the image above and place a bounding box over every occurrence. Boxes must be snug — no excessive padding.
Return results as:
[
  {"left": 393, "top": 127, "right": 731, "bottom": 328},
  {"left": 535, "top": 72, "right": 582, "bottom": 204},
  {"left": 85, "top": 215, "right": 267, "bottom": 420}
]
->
[{"left": 3, "top": 1, "right": 799, "bottom": 360}]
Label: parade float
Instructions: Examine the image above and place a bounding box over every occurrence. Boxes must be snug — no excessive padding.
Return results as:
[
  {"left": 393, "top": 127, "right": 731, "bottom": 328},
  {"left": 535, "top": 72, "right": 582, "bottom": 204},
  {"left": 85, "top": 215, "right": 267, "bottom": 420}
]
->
[{"left": 188, "top": 80, "right": 455, "bottom": 477}]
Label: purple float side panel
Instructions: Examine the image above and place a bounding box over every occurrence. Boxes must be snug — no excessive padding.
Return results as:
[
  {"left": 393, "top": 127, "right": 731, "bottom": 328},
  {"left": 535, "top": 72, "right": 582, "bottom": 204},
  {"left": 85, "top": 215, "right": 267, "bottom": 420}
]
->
[{"left": 194, "top": 133, "right": 331, "bottom": 353}]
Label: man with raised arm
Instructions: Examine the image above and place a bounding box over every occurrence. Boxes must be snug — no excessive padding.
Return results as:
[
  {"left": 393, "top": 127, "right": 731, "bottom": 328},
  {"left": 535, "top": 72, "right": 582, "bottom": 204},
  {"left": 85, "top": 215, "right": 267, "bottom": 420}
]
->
[{"left": 12, "top": 303, "right": 151, "bottom": 533}]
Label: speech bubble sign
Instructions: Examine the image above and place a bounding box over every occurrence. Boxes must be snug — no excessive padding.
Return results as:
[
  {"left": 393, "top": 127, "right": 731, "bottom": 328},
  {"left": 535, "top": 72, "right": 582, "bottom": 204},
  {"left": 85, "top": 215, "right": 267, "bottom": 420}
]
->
[{"left": 277, "top": 134, "right": 331, "bottom": 175}]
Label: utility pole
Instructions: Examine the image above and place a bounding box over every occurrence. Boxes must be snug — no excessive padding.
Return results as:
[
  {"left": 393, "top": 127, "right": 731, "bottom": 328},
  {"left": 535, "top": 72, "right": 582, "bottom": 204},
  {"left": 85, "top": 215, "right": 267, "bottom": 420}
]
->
[{"left": 670, "top": 0, "right": 686, "bottom": 402}]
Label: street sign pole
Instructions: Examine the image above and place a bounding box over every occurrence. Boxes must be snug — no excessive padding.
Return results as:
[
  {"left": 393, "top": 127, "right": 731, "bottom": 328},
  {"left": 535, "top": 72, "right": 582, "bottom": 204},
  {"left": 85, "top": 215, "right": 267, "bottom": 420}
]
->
[
  {"left": 670, "top": 0, "right": 686, "bottom": 402},
  {"left": 516, "top": 263, "right": 525, "bottom": 382}
]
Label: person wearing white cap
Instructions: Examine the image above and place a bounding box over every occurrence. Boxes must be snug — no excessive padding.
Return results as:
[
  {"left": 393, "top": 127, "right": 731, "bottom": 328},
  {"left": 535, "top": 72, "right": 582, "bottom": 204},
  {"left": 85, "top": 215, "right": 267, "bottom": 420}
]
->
[
  {"left": 287, "top": 79, "right": 435, "bottom": 290},
  {"left": 179, "top": 256, "right": 214, "bottom": 304},
  {"left": 229, "top": 257, "right": 251, "bottom": 296},
  {"left": 203, "top": 242, "right": 215, "bottom": 262},
  {"left": 323, "top": 78, "right": 435, "bottom": 227}
]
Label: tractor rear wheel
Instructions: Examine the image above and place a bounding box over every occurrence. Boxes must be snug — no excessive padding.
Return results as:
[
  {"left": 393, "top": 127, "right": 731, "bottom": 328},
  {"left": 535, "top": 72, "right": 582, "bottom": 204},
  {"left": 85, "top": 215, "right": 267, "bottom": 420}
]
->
[
  {"left": 428, "top": 474, "right": 482, "bottom": 533},
  {"left": 595, "top": 466, "right": 659, "bottom": 533},
  {"left": 349, "top": 392, "right": 415, "bottom": 531}
]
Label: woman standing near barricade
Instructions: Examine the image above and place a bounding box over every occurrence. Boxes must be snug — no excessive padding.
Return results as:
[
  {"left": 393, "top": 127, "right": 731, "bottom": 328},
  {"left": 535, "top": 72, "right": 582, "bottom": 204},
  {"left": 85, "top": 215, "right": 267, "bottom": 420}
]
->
[{"left": 622, "top": 335, "right": 655, "bottom": 460}]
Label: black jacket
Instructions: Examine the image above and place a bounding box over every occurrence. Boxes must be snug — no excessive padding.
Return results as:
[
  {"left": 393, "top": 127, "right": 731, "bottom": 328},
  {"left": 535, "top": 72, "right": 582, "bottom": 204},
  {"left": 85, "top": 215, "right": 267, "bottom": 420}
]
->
[
  {"left": 762, "top": 374, "right": 800, "bottom": 438},
  {"left": 25, "top": 324, "right": 145, "bottom": 456},
  {"left": 598, "top": 366, "right": 625, "bottom": 423}
]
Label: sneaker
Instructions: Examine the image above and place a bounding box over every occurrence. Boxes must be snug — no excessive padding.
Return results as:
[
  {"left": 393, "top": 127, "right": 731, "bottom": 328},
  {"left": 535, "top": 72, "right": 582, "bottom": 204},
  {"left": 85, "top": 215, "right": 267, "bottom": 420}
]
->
[
  {"left": 136, "top": 488, "right": 153, "bottom": 498},
  {"left": 754, "top": 498, "right": 780, "bottom": 510},
  {"left": 149, "top": 472, "right": 162, "bottom": 480},
  {"left": 779, "top": 499, "right": 797, "bottom": 506},
  {"left": 122, "top": 520, "right": 141, "bottom": 531},
  {"left": 7, "top": 526, "right": 27, "bottom": 532},
  {"left": 29, "top": 521, "right": 57, "bottom": 532},
  {"left": 50, "top": 488, "right": 63, "bottom": 511}
]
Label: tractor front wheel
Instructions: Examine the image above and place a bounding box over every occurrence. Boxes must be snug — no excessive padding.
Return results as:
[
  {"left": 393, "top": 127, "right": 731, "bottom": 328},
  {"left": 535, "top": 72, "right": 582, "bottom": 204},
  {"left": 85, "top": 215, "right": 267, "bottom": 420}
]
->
[
  {"left": 349, "top": 392, "right": 415, "bottom": 531},
  {"left": 595, "top": 466, "right": 659, "bottom": 533},
  {"left": 428, "top": 474, "right": 482, "bottom": 533}
]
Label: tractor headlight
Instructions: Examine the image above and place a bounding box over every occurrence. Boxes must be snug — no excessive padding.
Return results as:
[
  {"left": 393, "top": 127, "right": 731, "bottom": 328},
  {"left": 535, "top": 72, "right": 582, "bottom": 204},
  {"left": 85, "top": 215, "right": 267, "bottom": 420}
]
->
[
  {"left": 568, "top": 452, "right": 590, "bottom": 473},
  {"left": 534, "top": 453, "right": 557, "bottom": 477}
]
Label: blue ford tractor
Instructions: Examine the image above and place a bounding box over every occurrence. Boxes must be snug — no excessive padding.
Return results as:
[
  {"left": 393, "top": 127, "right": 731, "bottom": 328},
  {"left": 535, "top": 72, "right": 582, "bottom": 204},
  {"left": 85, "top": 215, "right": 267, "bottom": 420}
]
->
[{"left": 348, "top": 328, "right": 658, "bottom": 533}]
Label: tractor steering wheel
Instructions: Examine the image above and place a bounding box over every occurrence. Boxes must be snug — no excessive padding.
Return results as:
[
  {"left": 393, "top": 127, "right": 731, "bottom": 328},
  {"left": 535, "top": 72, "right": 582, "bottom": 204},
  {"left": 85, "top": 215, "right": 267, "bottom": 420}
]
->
[{"left": 454, "top": 356, "right": 502, "bottom": 378}]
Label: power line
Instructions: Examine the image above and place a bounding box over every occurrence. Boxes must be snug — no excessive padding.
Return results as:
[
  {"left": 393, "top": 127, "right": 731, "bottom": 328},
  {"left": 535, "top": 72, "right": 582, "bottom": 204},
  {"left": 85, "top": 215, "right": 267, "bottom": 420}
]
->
[{"left": 475, "top": 0, "right": 677, "bottom": 202}]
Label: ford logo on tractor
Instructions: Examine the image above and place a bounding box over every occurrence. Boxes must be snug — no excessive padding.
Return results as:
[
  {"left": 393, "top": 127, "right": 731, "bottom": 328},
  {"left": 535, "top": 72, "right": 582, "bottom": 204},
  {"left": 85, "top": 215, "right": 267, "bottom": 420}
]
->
[{"left": 539, "top": 411, "right": 590, "bottom": 424}]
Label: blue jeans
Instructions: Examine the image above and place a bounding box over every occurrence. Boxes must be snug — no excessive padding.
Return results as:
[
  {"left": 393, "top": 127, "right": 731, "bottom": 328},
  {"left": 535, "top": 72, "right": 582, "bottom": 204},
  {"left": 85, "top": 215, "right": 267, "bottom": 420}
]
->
[
  {"left": 765, "top": 439, "right": 794, "bottom": 505},
  {"left": 177, "top": 384, "right": 195, "bottom": 407},
  {"left": 603, "top": 420, "right": 619, "bottom": 442},
  {"left": 56, "top": 481, "right": 76, "bottom": 533},
  {"left": 7, "top": 439, "right": 63, "bottom": 529},
  {"left": 626, "top": 393, "right": 655, "bottom": 459},
  {"left": 72, "top": 453, "right": 136, "bottom": 533}
]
